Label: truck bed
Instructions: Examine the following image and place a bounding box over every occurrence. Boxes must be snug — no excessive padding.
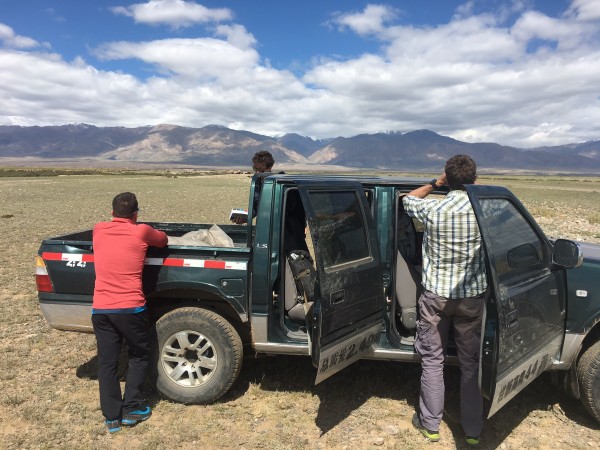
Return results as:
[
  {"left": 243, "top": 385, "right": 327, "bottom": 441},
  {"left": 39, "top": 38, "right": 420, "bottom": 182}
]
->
[
  {"left": 38, "top": 222, "right": 252, "bottom": 332},
  {"left": 46, "top": 222, "right": 250, "bottom": 248}
]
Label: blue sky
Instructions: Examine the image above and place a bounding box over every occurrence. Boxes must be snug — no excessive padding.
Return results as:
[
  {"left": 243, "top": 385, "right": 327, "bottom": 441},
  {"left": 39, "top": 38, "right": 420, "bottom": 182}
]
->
[{"left": 1, "top": 0, "right": 600, "bottom": 147}]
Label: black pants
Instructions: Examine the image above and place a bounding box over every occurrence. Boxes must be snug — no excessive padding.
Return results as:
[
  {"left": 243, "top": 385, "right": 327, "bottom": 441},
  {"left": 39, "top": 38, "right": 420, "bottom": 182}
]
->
[{"left": 92, "top": 312, "right": 149, "bottom": 421}]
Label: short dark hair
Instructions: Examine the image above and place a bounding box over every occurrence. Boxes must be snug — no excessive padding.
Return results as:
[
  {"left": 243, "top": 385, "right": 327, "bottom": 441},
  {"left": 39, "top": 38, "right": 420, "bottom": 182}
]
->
[
  {"left": 252, "top": 151, "right": 274, "bottom": 173},
  {"left": 445, "top": 154, "right": 477, "bottom": 189},
  {"left": 112, "top": 192, "right": 139, "bottom": 218}
]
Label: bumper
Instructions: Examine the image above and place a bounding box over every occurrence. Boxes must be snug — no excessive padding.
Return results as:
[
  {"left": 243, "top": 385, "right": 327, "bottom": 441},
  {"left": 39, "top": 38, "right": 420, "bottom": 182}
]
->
[{"left": 39, "top": 294, "right": 93, "bottom": 332}]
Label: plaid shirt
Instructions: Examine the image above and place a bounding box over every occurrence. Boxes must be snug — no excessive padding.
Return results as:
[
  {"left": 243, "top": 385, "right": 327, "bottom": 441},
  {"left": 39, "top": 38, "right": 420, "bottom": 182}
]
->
[{"left": 403, "top": 190, "right": 487, "bottom": 299}]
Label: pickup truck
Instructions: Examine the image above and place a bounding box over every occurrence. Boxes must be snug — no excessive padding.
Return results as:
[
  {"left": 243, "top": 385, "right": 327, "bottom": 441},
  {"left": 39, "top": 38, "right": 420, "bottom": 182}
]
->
[{"left": 36, "top": 173, "right": 600, "bottom": 424}]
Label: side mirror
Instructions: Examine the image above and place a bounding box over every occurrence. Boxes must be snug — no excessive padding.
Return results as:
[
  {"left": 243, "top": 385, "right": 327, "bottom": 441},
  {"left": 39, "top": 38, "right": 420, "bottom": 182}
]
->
[{"left": 552, "top": 239, "right": 583, "bottom": 268}]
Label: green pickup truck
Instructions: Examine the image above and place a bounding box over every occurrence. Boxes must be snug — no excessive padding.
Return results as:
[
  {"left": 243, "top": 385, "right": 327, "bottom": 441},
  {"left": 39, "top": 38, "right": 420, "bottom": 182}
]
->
[{"left": 36, "top": 173, "right": 600, "bottom": 423}]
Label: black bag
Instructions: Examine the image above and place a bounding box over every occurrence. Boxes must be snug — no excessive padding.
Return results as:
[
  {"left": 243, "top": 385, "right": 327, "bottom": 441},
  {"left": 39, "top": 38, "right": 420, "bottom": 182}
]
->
[{"left": 287, "top": 250, "right": 316, "bottom": 303}]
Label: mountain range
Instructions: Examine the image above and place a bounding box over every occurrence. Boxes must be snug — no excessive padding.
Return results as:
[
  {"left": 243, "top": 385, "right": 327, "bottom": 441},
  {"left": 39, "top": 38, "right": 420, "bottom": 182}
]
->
[{"left": 1, "top": 123, "right": 600, "bottom": 173}]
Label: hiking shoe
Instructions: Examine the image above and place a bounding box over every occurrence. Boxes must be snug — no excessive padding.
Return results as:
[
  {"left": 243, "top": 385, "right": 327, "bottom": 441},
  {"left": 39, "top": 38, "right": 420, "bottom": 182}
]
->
[
  {"left": 465, "top": 435, "right": 480, "bottom": 447},
  {"left": 412, "top": 413, "right": 440, "bottom": 442},
  {"left": 105, "top": 419, "right": 121, "bottom": 433},
  {"left": 122, "top": 406, "right": 152, "bottom": 426}
]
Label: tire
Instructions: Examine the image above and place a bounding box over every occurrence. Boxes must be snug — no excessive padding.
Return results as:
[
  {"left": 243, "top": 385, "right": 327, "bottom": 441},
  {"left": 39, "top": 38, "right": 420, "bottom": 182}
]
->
[
  {"left": 153, "top": 307, "right": 242, "bottom": 404},
  {"left": 577, "top": 339, "right": 600, "bottom": 424}
]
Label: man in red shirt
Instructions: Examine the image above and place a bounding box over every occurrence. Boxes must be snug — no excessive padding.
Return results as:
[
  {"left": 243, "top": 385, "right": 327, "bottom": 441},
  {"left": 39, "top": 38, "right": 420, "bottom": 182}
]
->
[{"left": 92, "top": 192, "right": 167, "bottom": 433}]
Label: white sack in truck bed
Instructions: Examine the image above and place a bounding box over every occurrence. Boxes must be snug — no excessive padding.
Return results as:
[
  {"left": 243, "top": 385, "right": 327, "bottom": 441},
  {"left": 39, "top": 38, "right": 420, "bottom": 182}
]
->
[{"left": 167, "top": 225, "right": 234, "bottom": 247}]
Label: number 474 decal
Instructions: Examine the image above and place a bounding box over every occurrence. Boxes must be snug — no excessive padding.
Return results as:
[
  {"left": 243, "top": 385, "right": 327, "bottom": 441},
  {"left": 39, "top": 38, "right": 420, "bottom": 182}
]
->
[{"left": 66, "top": 260, "right": 86, "bottom": 268}]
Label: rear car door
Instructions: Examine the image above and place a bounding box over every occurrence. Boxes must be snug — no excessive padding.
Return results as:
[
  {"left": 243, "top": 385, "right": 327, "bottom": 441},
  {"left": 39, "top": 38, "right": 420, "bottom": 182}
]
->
[
  {"left": 297, "top": 181, "right": 385, "bottom": 384},
  {"left": 466, "top": 184, "right": 567, "bottom": 416}
]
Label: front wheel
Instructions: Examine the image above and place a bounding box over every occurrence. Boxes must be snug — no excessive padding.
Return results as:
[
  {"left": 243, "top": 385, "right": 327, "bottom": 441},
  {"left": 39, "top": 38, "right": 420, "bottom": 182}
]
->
[
  {"left": 577, "top": 340, "right": 600, "bottom": 424},
  {"left": 153, "top": 307, "right": 242, "bottom": 404}
]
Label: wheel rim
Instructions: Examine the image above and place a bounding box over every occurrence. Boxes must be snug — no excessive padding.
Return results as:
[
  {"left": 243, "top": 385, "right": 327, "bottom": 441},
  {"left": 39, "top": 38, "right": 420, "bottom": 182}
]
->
[{"left": 161, "top": 330, "right": 218, "bottom": 387}]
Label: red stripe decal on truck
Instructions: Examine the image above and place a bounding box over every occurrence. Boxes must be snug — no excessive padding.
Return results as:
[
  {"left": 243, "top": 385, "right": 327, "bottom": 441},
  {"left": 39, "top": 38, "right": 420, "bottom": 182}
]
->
[
  {"left": 42, "top": 252, "right": 94, "bottom": 262},
  {"left": 41, "top": 252, "right": 246, "bottom": 270},
  {"left": 204, "top": 260, "right": 226, "bottom": 269},
  {"left": 163, "top": 258, "right": 184, "bottom": 267}
]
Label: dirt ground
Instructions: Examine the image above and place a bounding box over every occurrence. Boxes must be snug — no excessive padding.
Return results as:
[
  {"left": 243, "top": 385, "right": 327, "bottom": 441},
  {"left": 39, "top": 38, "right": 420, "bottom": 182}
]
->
[{"left": 0, "top": 173, "right": 599, "bottom": 450}]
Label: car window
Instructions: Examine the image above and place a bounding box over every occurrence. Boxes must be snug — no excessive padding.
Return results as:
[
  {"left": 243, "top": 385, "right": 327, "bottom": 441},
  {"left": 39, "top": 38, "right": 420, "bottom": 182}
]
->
[
  {"left": 308, "top": 190, "right": 371, "bottom": 270},
  {"left": 478, "top": 198, "right": 548, "bottom": 294},
  {"left": 364, "top": 188, "right": 374, "bottom": 214}
]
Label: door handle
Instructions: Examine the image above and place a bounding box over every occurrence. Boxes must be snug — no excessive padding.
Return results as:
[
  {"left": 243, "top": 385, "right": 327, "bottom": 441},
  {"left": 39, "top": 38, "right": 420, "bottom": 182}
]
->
[{"left": 331, "top": 290, "right": 345, "bottom": 305}]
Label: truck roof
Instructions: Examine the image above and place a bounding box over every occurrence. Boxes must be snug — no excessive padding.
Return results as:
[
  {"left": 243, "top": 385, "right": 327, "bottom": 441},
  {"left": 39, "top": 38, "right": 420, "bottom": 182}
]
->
[{"left": 263, "top": 173, "right": 445, "bottom": 190}]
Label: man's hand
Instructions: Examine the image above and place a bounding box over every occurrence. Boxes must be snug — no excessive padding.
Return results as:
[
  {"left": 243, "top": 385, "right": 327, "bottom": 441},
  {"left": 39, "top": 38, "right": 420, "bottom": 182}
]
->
[
  {"left": 406, "top": 172, "right": 446, "bottom": 198},
  {"left": 231, "top": 216, "right": 248, "bottom": 225}
]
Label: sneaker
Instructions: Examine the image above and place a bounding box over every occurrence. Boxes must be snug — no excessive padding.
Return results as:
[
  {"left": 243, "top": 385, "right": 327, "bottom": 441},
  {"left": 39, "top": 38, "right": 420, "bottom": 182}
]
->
[
  {"left": 465, "top": 435, "right": 480, "bottom": 447},
  {"left": 121, "top": 406, "right": 152, "bottom": 426},
  {"left": 412, "top": 413, "right": 440, "bottom": 442},
  {"left": 105, "top": 419, "right": 121, "bottom": 433}
]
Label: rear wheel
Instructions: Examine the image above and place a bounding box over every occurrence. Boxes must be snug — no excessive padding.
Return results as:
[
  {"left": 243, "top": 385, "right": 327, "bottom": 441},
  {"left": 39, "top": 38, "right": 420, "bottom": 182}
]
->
[
  {"left": 577, "top": 340, "right": 600, "bottom": 424},
  {"left": 153, "top": 307, "right": 242, "bottom": 404}
]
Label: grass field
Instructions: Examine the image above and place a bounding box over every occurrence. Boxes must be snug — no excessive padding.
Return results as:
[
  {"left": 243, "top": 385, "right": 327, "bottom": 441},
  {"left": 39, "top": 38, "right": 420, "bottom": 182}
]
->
[{"left": 0, "top": 172, "right": 599, "bottom": 449}]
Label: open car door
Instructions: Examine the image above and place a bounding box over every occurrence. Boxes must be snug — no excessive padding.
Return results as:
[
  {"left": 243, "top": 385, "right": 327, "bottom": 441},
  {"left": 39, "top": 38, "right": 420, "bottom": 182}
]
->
[
  {"left": 297, "top": 180, "right": 385, "bottom": 384},
  {"left": 466, "top": 184, "right": 568, "bottom": 417}
]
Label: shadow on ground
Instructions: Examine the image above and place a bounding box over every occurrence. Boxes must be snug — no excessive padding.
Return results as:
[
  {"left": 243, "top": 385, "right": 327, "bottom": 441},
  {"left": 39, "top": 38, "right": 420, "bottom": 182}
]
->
[
  {"left": 226, "top": 356, "right": 600, "bottom": 447},
  {"left": 76, "top": 350, "right": 598, "bottom": 448}
]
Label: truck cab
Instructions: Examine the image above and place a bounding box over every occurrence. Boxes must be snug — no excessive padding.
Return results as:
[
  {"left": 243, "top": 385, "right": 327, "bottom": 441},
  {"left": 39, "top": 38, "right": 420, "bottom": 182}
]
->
[{"left": 248, "top": 174, "right": 583, "bottom": 419}]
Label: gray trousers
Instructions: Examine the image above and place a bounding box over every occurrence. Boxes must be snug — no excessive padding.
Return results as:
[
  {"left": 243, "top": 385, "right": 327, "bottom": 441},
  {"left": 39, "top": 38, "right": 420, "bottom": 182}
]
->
[{"left": 414, "top": 289, "right": 484, "bottom": 437}]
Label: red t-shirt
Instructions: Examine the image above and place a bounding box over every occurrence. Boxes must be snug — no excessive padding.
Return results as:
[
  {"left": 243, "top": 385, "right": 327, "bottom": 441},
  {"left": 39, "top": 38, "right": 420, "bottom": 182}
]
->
[{"left": 92, "top": 218, "right": 168, "bottom": 311}]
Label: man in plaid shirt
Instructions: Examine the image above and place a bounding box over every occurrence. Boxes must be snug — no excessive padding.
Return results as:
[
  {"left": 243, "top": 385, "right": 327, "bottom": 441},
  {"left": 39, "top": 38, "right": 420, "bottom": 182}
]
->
[{"left": 403, "top": 155, "right": 487, "bottom": 447}]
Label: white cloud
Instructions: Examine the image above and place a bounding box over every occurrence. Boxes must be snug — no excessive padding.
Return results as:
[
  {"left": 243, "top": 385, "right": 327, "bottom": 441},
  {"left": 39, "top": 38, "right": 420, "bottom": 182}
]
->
[
  {"left": 2, "top": 1, "right": 600, "bottom": 148},
  {"left": 385, "top": 15, "right": 520, "bottom": 63},
  {"left": 567, "top": 0, "right": 600, "bottom": 21},
  {"left": 511, "top": 10, "right": 595, "bottom": 50},
  {"left": 0, "top": 23, "right": 40, "bottom": 49},
  {"left": 454, "top": 1, "right": 475, "bottom": 20},
  {"left": 332, "top": 4, "right": 398, "bottom": 36},
  {"left": 304, "top": 1, "right": 600, "bottom": 146},
  {"left": 110, "top": 0, "right": 232, "bottom": 29},
  {"left": 94, "top": 37, "right": 259, "bottom": 81},
  {"left": 215, "top": 24, "right": 256, "bottom": 50},
  {"left": 0, "top": 26, "right": 311, "bottom": 135},
  {"left": 45, "top": 7, "right": 66, "bottom": 23}
]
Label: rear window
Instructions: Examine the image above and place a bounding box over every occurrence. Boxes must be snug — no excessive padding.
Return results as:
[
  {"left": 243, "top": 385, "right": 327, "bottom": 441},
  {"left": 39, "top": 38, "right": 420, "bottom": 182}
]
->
[{"left": 308, "top": 190, "right": 371, "bottom": 270}]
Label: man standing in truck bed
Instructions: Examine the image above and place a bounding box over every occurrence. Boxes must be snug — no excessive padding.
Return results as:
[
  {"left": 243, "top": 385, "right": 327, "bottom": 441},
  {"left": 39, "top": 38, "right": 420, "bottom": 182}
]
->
[
  {"left": 403, "top": 155, "right": 487, "bottom": 446},
  {"left": 92, "top": 192, "right": 168, "bottom": 433}
]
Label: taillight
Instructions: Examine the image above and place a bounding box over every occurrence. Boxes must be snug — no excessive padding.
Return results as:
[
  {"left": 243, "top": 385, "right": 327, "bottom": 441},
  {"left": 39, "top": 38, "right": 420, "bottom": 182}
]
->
[{"left": 35, "top": 256, "right": 54, "bottom": 293}]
